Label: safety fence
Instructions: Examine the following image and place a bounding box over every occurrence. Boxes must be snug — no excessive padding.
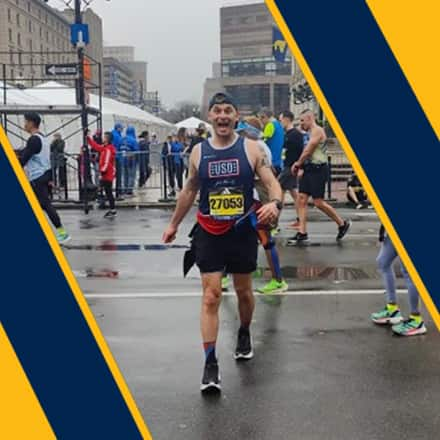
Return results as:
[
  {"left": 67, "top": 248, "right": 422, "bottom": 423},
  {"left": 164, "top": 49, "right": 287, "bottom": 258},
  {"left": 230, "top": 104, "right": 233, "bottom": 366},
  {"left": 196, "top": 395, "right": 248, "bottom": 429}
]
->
[{"left": 48, "top": 150, "right": 351, "bottom": 207}]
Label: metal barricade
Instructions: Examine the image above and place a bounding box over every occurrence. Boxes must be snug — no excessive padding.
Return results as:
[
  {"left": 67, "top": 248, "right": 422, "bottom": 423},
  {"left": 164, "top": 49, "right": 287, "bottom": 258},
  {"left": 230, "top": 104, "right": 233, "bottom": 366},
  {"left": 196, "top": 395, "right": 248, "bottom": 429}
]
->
[{"left": 51, "top": 150, "right": 174, "bottom": 204}]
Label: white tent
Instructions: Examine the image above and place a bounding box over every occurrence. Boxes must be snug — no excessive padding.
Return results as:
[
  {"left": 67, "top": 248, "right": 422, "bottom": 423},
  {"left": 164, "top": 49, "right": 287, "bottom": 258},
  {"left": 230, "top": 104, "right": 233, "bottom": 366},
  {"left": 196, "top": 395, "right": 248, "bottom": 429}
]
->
[
  {"left": 1, "top": 81, "right": 174, "bottom": 152},
  {"left": 175, "top": 116, "right": 212, "bottom": 132}
]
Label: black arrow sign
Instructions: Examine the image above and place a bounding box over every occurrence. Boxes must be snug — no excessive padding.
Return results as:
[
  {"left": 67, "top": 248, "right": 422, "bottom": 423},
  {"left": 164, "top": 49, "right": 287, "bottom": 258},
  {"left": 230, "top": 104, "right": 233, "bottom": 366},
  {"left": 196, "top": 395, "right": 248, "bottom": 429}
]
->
[{"left": 45, "top": 63, "right": 78, "bottom": 76}]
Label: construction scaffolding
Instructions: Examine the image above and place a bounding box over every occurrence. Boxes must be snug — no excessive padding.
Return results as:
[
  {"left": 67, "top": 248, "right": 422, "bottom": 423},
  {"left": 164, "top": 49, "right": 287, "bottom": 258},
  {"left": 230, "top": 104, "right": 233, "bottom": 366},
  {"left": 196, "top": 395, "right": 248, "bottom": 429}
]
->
[{"left": 0, "top": 50, "right": 103, "bottom": 213}]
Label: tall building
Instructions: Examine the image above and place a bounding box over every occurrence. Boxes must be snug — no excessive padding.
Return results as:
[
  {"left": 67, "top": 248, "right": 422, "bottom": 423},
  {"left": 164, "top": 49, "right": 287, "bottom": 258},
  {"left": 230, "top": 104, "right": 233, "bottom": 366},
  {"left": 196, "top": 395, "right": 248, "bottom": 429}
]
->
[
  {"left": 104, "top": 46, "right": 147, "bottom": 104},
  {"left": 103, "top": 56, "right": 134, "bottom": 104},
  {"left": 202, "top": 2, "right": 292, "bottom": 118},
  {"left": 126, "top": 61, "right": 147, "bottom": 104},
  {"left": 0, "top": 0, "right": 73, "bottom": 86},
  {"left": 0, "top": 1, "right": 103, "bottom": 88},
  {"left": 103, "top": 46, "right": 135, "bottom": 63}
]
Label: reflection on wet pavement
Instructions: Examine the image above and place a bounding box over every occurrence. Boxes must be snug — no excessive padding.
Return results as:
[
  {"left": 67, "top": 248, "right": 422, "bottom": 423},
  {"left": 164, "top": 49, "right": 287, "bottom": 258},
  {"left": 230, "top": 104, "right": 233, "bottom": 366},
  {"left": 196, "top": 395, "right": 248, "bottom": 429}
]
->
[{"left": 65, "top": 243, "right": 189, "bottom": 251}]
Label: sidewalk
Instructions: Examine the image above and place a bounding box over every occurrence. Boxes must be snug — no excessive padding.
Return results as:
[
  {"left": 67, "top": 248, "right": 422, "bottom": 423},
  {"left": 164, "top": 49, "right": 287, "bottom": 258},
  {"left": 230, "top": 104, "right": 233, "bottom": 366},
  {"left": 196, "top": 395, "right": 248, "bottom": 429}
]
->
[{"left": 53, "top": 182, "right": 361, "bottom": 210}]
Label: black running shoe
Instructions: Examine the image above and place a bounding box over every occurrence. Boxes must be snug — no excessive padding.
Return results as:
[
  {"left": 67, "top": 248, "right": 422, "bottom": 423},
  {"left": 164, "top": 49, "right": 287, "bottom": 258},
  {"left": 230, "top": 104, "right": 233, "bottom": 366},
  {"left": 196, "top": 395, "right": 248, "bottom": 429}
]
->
[
  {"left": 234, "top": 328, "right": 254, "bottom": 360},
  {"left": 337, "top": 219, "right": 351, "bottom": 241},
  {"left": 200, "top": 362, "right": 221, "bottom": 392},
  {"left": 104, "top": 210, "right": 117, "bottom": 219},
  {"left": 287, "top": 232, "right": 309, "bottom": 245}
]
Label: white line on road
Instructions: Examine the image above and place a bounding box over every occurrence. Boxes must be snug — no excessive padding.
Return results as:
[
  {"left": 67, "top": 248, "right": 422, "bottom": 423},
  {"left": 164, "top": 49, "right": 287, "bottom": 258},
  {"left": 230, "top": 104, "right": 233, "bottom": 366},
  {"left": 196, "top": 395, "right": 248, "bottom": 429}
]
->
[{"left": 84, "top": 289, "right": 406, "bottom": 299}]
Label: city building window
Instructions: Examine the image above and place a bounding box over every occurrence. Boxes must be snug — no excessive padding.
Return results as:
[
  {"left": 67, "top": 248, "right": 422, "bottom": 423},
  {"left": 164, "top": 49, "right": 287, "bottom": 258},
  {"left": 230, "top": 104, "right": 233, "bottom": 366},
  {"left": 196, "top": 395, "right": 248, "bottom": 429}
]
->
[
  {"left": 18, "top": 52, "right": 22, "bottom": 66},
  {"left": 16, "top": 13, "right": 20, "bottom": 27},
  {"left": 27, "top": 1, "right": 31, "bottom": 12},
  {"left": 256, "top": 15, "right": 268, "bottom": 23},
  {"left": 46, "top": 31, "right": 49, "bottom": 42},
  {"left": 9, "top": 52, "right": 14, "bottom": 65},
  {"left": 225, "top": 84, "right": 270, "bottom": 110},
  {"left": 11, "top": 69, "right": 14, "bottom": 80},
  {"left": 38, "top": 9, "right": 41, "bottom": 20},
  {"left": 40, "top": 27, "right": 42, "bottom": 38},
  {"left": 17, "top": 33, "right": 21, "bottom": 47},
  {"left": 8, "top": 8, "right": 11, "bottom": 22},
  {"left": 28, "top": 20, "right": 32, "bottom": 32},
  {"left": 8, "top": 29, "right": 13, "bottom": 43}
]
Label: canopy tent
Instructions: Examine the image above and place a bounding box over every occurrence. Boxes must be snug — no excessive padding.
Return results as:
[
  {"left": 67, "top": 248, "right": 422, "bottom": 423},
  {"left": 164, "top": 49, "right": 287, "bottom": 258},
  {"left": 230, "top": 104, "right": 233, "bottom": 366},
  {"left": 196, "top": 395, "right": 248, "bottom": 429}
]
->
[
  {"left": 1, "top": 81, "right": 173, "bottom": 152},
  {"left": 175, "top": 116, "right": 212, "bottom": 133}
]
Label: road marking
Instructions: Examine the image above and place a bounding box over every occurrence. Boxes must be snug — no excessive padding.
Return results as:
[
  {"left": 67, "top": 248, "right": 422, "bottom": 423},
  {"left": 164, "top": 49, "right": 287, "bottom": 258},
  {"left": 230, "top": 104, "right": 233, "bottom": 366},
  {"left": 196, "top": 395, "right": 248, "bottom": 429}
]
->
[{"left": 84, "top": 289, "right": 406, "bottom": 299}]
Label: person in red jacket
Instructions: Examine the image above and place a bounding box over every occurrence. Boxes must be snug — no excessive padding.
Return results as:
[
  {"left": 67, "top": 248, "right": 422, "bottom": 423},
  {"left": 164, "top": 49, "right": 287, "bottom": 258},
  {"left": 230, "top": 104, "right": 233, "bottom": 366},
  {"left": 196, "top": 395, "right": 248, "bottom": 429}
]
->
[{"left": 87, "top": 131, "right": 117, "bottom": 219}]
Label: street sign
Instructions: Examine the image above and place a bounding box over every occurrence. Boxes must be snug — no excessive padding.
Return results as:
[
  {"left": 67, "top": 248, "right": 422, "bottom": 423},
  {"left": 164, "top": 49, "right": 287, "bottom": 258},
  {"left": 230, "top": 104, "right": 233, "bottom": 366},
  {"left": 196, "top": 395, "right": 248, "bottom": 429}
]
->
[
  {"left": 45, "top": 63, "right": 78, "bottom": 76},
  {"left": 70, "top": 24, "right": 90, "bottom": 47}
]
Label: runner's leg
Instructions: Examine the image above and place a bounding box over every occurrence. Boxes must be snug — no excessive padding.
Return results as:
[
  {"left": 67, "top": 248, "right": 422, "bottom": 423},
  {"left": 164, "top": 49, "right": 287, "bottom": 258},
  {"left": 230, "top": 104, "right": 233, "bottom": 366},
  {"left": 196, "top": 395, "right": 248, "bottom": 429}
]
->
[
  {"left": 33, "top": 179, "right": 62, "bottom": 229},
  {"left": 313, "top": 198, "right": 344, "bottom": 226},
  {"left": 377, "top": 236, "right": 399, "bottom": 304},
  {"left": 297, "top": 193, "right": 309, "bottom": 234}
]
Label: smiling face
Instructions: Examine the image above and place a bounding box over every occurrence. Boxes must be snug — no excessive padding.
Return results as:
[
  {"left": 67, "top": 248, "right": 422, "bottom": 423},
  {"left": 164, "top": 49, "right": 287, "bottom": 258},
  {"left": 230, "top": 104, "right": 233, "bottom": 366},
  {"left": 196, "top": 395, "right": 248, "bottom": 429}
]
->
[{"left": 208, "top": 103, "right": 239, "bottom": 139}]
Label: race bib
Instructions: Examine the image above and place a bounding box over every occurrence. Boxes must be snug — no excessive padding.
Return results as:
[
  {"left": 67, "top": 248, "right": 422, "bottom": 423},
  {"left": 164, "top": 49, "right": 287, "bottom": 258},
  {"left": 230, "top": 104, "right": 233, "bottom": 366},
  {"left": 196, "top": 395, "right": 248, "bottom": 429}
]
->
[{"left": 209, "top": 188, "right": 244, "bottom": 219}]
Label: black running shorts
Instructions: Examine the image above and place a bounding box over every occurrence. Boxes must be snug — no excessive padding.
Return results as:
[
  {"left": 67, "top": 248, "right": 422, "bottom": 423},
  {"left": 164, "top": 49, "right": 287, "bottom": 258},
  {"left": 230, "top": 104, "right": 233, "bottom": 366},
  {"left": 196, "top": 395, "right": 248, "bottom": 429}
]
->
[
  {"left": 278, "top": 166, "right": 298, "bottom": 191},
  {"left": 194, "top": 223, "right": 258, "bottom": 274},
  {"left": 299, "top": 163, "right": 329, "bottom": 199}
]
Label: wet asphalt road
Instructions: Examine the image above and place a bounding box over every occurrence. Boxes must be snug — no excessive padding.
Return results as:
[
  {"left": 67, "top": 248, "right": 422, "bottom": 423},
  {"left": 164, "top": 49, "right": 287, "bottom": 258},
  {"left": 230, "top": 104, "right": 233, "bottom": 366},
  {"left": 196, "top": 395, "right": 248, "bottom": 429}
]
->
[{"left": 61, "top": 208, "right": 439, "bottom": 440}]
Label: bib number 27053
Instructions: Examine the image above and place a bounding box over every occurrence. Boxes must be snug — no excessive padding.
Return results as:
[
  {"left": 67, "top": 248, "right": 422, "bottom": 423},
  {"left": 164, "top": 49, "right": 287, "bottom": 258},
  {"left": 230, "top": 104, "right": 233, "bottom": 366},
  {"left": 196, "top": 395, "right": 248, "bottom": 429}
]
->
[{"left": 209, "top": 193, "right": 244, "bottom": 218}]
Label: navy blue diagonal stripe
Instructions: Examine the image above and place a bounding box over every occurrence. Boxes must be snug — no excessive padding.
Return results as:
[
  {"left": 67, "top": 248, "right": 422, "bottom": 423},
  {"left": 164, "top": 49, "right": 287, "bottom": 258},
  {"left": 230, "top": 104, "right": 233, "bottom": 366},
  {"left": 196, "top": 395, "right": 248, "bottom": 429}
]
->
[
  {"left": 275, "top": 0, "right": 440, "bottom": 308},
  {"left": 0, "top": 146, "right": 141, "bottom": 438}
]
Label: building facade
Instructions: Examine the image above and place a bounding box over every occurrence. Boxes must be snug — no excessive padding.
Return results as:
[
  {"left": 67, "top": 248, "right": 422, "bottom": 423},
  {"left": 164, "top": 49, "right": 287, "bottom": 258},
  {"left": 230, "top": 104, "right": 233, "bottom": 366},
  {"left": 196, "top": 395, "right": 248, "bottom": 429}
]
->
[
  {"left": 202, "top": 3, "right": 292, "bottom": 118},
  {"left": 0, "top": 0, "right": 103, "bottom": 89},
  {"left": 0, "top": 0, "right": 74, "bottom": 86},
  {"left": 103, "top": 56, "right": 134, "bottom": 104},
  {"left": 104, "top": 46, "right": 147, "bottom": 105},
  {"left": 103, "top": 46, "right": 135, "bottom": 63}
]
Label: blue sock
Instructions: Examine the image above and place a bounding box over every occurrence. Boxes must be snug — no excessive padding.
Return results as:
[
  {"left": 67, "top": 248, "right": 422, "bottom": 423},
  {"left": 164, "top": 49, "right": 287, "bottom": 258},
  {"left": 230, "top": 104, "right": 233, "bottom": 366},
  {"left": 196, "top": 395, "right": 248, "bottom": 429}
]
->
[{"left": 203, "top": 341, "right": 216, "bottom": 363}]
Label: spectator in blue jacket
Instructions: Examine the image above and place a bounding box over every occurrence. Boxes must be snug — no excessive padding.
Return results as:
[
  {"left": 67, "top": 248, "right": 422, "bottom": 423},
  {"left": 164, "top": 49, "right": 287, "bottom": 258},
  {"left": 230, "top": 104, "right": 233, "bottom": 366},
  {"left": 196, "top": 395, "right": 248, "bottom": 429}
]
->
[
  {"left": 112, "top": 122, "right": 124, "bottom": 196},
  {"left": 121, "top": 125, "right": 139, "bottom": 195},
  {"left": 170, "top": 134, "right": 184, "bottom": 193}
]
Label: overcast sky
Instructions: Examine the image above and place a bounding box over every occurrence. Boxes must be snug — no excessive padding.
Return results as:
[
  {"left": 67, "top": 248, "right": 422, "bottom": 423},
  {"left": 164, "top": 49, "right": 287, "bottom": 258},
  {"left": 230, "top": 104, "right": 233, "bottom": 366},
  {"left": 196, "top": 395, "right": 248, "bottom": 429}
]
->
[{"left": 50, "top": 0, "right": 264, "bottom": 108}]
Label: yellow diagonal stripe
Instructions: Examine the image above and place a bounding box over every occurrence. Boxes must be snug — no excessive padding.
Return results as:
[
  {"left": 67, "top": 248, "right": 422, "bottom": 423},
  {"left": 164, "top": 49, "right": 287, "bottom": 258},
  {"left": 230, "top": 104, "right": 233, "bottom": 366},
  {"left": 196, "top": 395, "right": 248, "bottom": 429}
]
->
[
  {"left": 265, "top": 0, "right": 440, "bottom": 330},
  {"left": 0, "top": 123, "right": 152, "bottom": 438},
  {"left": 0, "top": 324, "right": 56, "bottom": 439},
  {"left": 367, "top": 0, "right": 440, "bottom": 139}
]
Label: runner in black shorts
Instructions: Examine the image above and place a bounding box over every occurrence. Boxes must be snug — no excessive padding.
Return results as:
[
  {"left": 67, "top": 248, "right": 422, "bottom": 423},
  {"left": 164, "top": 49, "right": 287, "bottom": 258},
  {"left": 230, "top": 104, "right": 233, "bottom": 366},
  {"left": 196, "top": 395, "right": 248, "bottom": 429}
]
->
[
  {"left": 162, "top": 92, "right": 282, "bottom": 393},
  {"left": 278, "top": 110, "right": 304, "bottom": 229},
  {"left": 291, "top": 110, "right": 351, "bottom": 243}
]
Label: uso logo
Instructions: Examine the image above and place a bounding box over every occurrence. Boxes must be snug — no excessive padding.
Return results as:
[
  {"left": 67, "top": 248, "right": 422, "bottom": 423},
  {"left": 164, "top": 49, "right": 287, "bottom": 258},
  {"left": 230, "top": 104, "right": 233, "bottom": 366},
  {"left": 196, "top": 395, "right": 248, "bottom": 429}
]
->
[{"left": 208, "top": 159, "right": 240, "bottom": 178}]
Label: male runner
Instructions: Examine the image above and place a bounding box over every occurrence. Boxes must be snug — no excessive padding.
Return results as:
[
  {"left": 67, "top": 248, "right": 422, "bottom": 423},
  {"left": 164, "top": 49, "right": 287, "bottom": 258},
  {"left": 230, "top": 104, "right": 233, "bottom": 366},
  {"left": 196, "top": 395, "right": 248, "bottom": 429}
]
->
[
  {"left": 18, "top": 112, "right": 70, "bottom": 244},
  {"left": 291, "top": 110, "right": 351, "bottom": 243},
  {"left": 163, "top": 92, "right": 283, "bottom": 392},
  {"left": 278, "top": 110, "right": 304, "bottom": 229}
]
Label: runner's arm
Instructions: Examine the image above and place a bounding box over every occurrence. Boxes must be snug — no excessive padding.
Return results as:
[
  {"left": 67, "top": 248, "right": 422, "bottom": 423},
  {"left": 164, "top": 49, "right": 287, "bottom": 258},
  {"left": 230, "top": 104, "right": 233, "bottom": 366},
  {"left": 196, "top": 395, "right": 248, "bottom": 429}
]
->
[
  {"left": 255, "top": 148, "right": 283, "bottom": 202},
  {"left": 169, "top": 145, "right": 200, "bottom": 229},
  {"left": 18, "top": 135, "right": 42, "bottom": 166}
]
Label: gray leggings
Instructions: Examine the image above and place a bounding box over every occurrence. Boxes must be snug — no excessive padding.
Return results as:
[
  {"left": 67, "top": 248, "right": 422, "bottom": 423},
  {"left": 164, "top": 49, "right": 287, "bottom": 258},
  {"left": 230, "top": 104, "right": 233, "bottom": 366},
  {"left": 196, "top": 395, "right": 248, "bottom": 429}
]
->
[{"left": 376, "top": 236, "right": 420, "bottom": 314}]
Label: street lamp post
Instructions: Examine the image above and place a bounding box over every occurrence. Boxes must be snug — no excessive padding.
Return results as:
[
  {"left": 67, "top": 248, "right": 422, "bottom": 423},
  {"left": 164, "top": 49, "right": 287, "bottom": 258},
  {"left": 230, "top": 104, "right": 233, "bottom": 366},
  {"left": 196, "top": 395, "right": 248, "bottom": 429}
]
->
[{"left": 74, "top": 0, "right": 94, "bottom": 213}]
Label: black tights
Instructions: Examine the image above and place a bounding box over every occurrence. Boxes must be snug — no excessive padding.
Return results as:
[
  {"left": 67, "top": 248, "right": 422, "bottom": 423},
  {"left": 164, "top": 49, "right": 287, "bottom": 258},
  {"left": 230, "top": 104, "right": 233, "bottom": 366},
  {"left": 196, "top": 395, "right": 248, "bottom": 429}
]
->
[
  {"left": 32, "top": 171, "right": 62, "bottom": 229},
  {"left": 101, "top": 180, "right": 115, "bottom": 210}
]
